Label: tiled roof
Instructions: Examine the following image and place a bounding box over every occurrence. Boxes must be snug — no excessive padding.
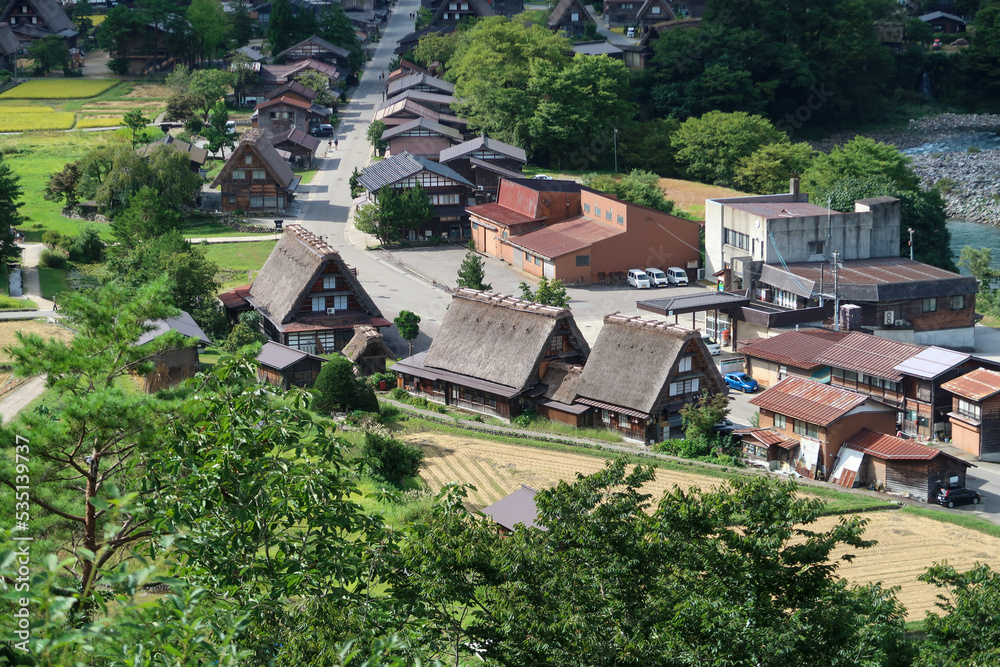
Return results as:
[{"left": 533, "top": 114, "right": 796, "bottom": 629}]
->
[
  {"left": 386, "top": 72, "right": 455, "bottom": 97},
  {"left": 844, "top": 428, "right": 970, "bottom": 464},
  {"left": 218, "top": 285, "right": 251, "bottom": 310},
  {"left": 737, "top": 330, "right": 849, "bottom": 370},
  {"left": 813, "top": 332, "right": 924, "bottom": 382},
  {"left": 266, "top": 80, "right": 318, "bottom": 101},
  {"left": 750, "top": 376, "right": 869, "bottom": 426},
  {"left": 941, "top": 368, "right": 1000, "bottom": 401},
  {"left": 358, "top": 151, "right": 473, "bottom": 191},
  {"left": 276, "top": 35, "right": 351, "bottom": 61},
  {"left": 271, "top": 128, "right": 321, "bottom": 152},
  {"left": 469, "top": 157, "right": 524, "bottom": 179},
  {"left": 255, "top": 95, "right": 312, "bottom": 111},
  {"left": 381, "top": 117, "right": 462, "bottom": 141},
  {"left": 256, "top": 341, "right": 325, "bottom": 370},
  {"left": 378, "top": 89, "right": 456, "bottom": 110},
  {"left": 505, "top": 216, "right": 622, "bottom": 259},
  {"left": 466, "top": 202, "right": 544, "bottom": 227}
]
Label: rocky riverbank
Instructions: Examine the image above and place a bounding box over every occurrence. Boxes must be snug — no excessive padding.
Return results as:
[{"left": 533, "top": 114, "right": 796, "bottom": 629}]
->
[{"left": 814, "top": 114, "right": 1000, "bottom": 224}]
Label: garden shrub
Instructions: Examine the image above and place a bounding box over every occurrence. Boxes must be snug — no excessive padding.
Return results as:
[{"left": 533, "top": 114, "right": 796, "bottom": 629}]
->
[
  {"left": 39, "top": 249, "right": 67, "bottom": 269},
  {"left": 361, "top": 430, "right": 425, "bottom": 487}
]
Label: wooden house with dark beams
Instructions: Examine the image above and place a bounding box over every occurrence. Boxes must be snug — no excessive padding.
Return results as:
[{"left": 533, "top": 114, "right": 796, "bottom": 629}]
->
[
  {"left": 255, "top": 341, "right": 326, "bottom": 389},
  {"left": 394, "top": 289, "right": 590, "bottom": 420},
  {"left": 275, "top": 35, "right": 351, "bottom": 66},
  {"left": 134, "top": 311, "right": 211, "bottom": 393},
  {"left": 1, "top": 0, "right": 77, "bottom": 47},
  {"left": 439, "top": 136, "right": 528, "bottom": 202},
  {"left": 342, "top": 325, "right": 394, "bottom": 376},
  {"left": 373, "top": 97, "right": 467, "bottom": 133},
  {"left": 828, "top": 428, "right": 972, "bottom": 502},
  {"left": 270, "top": 128, "right": 320, "bottom": 168},
  {"left": 548, "top": 0, "right": 596, "bottom": 36},
  {"left": 216, "top": 225, "right": 390, "bottom": 353},
  {"left": 386, "top": 72, "right": 455, "bottom": 99},
  {"left": 381, "top": 118, "right": 463, "bottom": 160},
  {"left": 573, "top": 314, "right": 724, "bottom": 443},
  {"left": 210, "top": 130, "right": 300, "bottom": 213}
]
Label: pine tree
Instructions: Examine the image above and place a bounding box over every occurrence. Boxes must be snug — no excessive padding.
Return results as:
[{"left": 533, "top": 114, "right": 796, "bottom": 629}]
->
[{"left": 456, "top": 242, "right": 492, "bottom": 291}]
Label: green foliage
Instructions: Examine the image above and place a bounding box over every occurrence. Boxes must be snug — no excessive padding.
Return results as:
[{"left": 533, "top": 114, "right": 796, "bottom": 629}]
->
[
  {"left": 361, "top": 428, "right": 425, "bottom": 487},
  {"left": 188, "top": 0, "right": 229, "bottom": 62},
  {"left": 189, "top": 68, "right": 236, "bottom": 121},
  {"left": 318, "top": 3, "right": 364, "bottom": 72},
  {"left": 120, "top": 109, "right": 150, "bottom": 148},
  {"left": 413, "top": 31, "right": 461, "bottom": 69},
  {"left": 582, "top": 169, "right": 675, "bottom": 213},
  {"left": 905, "top": 17, "right": 934, "bottom": 45},
  {"left": 960, "top": 246, "right": 999, "bottom": 293},
  {"left": 680, "top": 391, "right": 729, "bottom": 441},
  {"left": 82, "top": 142, "right": 202, "bottom": 215},
  {"left": 350, "top": 166, "right": 363, "bottom": 198},
  {"left": 415, "top": 6, "right": 434, "bottom": 30},
  {"left": 28, "top": 34, "right": 70, "bottom": 75},
  {"left": 618, "top": 118, "right": 681, "bottom": 176},
  {"left": 222, "top": 322, "right": 264, "bottom": 353},
  {"left": 41, "top": 230, "right": 64, "bottom": 250},
  {"left": 314, "top": 355, "right": 378, "bottom": 413},
  {"left": 394, "top": 310, "right": 420, "bottom": 357},
  {"left": 44, "top": 161, "right": 82, "bottom": 208},
  {"left": 109, "top": 187, "right": 182, "bottom": 244},
  {"left": 367, "top": 120, "right": 388, "bottom": 155},
  {"left": 355, "top": 184, "right": 432, "bottom": 245},
  {"left": 456, "top": 243, "right": 492, "bottom": 291},
  {"left": 0, "top": 156, "right": 23, "bottom": 264},
  {"left": 68, "top": 226, "right": 104, "bottom": 264},
  {"left": 165, "top": 91, "right": 200, "bottom": 123},
  {"left": 518, "top": 277, "right": 569, "bottom": 307},
  {"left": 389, "top": 386, "right": 409, "bottom": 401},
  {"left": 38, "top": 248, "right": 67, "bottom": 269},
  {"left": 917, "top": 563, "right": 1000, "bottom": 666},
  {"left": 734, "top": 142, "right": 817, "bottom": 195},
  {"left": 203, "top": 100, "right": 237, "bottom": 157},
  {"left": 228, "top": 0, "right": 256, "bottom": 47},
  {"left": 672, "top": 110, "right": 788, "bottom": 186},
  {"left": 267, "top": 0, "right": 295, "bottom": 55},
  {"left": 802, "top": 136, "right": 920, "bottom": 198}
]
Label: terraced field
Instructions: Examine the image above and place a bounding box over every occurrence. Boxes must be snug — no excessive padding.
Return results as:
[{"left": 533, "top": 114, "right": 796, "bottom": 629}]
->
[{"left": 408, "top": 430, "right": 1000, "bottom": 620}]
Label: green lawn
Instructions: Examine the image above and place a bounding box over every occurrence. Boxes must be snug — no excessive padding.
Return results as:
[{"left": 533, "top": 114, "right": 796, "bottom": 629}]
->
[
  {"left": 38, "top": 267, "right": 70, "bottom": 300},
  {"left": 295, "top": 169, "right": 318, "bottom": 185},
  {"left": 183, "top": 221, "right": 274, "bottom": 239},
  {"left": 204, "top": 241, "right": 277, "bottom": 271}
]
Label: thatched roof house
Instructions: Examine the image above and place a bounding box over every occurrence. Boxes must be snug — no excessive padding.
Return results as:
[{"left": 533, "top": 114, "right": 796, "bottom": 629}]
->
[
  {"left": 342, "top": 325, "right": 394, "bottom": 376},
  {"left": 394, "top": 289, "right": 589, "bottom": 420},
  {"left": 574, "top": 314, "right": 725, "bottom": 442},
  {"left": 217, "top": 224, "right": 390, "bottom": 354}
]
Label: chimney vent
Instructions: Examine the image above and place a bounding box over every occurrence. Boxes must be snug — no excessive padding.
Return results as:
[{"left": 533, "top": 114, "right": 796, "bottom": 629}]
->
[{"left": 790, "top": 177, "right": 800, "bottom": 196}]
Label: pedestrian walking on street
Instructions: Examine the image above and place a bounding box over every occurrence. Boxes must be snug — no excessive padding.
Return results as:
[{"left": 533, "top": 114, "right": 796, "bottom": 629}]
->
[{"left": 334, "top": 139, "right": 339, "bottom": 150}]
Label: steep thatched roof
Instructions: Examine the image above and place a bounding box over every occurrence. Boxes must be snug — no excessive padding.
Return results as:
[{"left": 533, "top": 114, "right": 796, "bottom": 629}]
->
[
  {"left": 540, "top": 361, "right": 583, "bottom": 405},
  {"left": 248, "top": 225, "right": 382, "bottom": 325},
  {"left": 210, "top": 129, "right": 297, "bottom": 190},
  {"left": 423, "top": 289, "right": 589, "bottom": 391},
  {"left": 342, "top": 325, "right": 393, "bottom": 362},
  {"left": 575, "top": 314, "right": 724, "bottom": 415}
]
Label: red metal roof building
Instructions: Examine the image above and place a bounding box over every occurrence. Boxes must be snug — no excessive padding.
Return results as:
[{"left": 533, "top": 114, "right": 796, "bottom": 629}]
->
[{"left": 942, "top": 367, "right": 1000, "bottom": 461}]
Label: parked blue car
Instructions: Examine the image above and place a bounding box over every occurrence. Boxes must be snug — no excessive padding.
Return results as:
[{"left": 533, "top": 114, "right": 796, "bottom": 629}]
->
[{"left": 724, "top": 372, "right": 758, "bottom": 393}]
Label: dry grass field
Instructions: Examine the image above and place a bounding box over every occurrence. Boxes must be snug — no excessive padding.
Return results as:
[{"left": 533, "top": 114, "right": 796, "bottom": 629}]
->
[
  {"left": 0, "top": 319, "right": 74, "bottom": 363},
  {"left": 658, "top": 178, "right": 748, "bottom": 219},
  {"left": 409, "top": 430, "right": 1000, "bottom": 620}
]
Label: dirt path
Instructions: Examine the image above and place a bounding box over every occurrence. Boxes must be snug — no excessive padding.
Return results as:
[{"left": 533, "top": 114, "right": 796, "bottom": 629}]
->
[
  {"left": 19, "top": 243, "right": 54, "bottom": 310},
  {"left": 0, "top": 375, "right": 45, "bottom": 423},
  {"left": 410, "top": 431, "right": 1000, "bottom": 620}
]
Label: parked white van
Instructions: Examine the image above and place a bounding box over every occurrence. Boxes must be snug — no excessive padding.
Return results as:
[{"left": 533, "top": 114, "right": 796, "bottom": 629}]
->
[
  {"left": 645, "top": 267, "right": 669, "bottom": 287},
  {"left": 667, "top": 267, "right": 689, "bottom": 285},
  {"left": 627, "top": 269, "right": 651, "bottom": 289}
]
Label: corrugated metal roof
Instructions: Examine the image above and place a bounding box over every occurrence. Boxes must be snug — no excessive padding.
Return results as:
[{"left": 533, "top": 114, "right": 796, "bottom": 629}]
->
[
  {"left": 439, "top": 135, "right": 528, "bottom": 163},
  {"left": 381, "top": 117, "right": 462, "bottom": 141},
  {"left": 467, "top": 202, "right": 543, "bottom": 226},
  {"left": 813, "top": 332, "right": 924, "bottom": 382},
  {"left": 481, "top": 485, "right": 544, "bottom": 531},
  {"left": 358, "top": 151, "right": 473, "bottom": 191},
  {"left": 505, "top": 216, "right": 622, "bottom": 259},
  {"left": 893, "top": 346, "right": 971, "bottom": 380},
  {"left": 750, "top": 376, "right": 869, "bottom": 426},
  {"left": 736, "top": 427, "right": 797, "bottom": 448},
  {"left": 941, "top": 367, "right": 1000, "bottom": 401},
  {"left": 844, "top": 428, "right": 970, "bottom": 464},
  {"left": 737, "top": 330, "right": 849, "bottom": 370},
  {"left": 256, "top": 341, "right": 325, "bottom": 370}
]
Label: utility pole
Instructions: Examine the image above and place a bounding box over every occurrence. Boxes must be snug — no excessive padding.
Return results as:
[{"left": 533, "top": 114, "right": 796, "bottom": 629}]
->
[
  {"left": 833, "top": 250, "right": 841, "bottom": 332},
  {"left": 908, "top": 227, "right": 914, "bottom": 261},
  {"left": 614, "top": 127, "right": 618, "bottom": 173}
]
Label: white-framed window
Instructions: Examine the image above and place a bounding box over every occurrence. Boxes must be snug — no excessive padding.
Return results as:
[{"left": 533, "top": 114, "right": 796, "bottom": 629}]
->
[
  {"left": 534, "top": 256, "right": 541, "bottom": 266},
  {"left": 778, "top": 365, "right": 788, "bottom": 380},
  {"left": 677, "top": 356, "right": 692, "bottom": 373},
  {"left": 571, "top": 11, "right": 579, "bottom": 19},
  {"left": 923, "top": 297, "right": 937, "bottom": 313},
  {"left": 958, "top": 398, "right": 981, "bottom": 420},
  {"left": 595, "top": 207, "right": 602, "bottom": 217},
  {"left": 430, "top": 193, "right": 461, "bottom": 206},
  {"left": 252, "top": 169, "right": 266, "bottom": 180},
  {"left": 794, "top": 420, "right": 819, "bottom": 439},
  {"left": 669, "top": 378, "right": 699, "bottom": 396},
  {"left": 312, "top": 296, "right": 325, "bottom": 311},
  {"left": 244, "top": 156, "right": 253, "bottom": 164},
  {"left": 951, "top": 295, "right": 965, "bottom": 310},
  {"left": 774, "top": 413, "right": 786, "bottom": 429},
  {"left": 601, "top": 409, "right": 610, "bottom": 424},
  {"left": 332, "top": 295, "right": 348, "bottom": 310},
  {"left": 323, "top": 276, "right": 336, "bottom": 289},
  {"left": 618, "top": 413, "right": 629, "bottom": 428},
  {"left": 232, "top": 170, "right": 245, "bottom": 180},
  {"left": 249, "top": 196, "right": 264, "bottom": 208}
]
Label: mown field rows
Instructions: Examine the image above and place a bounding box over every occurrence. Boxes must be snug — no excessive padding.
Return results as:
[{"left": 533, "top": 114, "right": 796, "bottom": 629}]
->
[{"left": 409, "top": 430, "right": 1000, "bottom": 620}]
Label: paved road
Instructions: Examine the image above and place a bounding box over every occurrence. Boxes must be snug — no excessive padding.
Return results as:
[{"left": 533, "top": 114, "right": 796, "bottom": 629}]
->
[{"left": 0, "top": 376, "right": 46, "bottom": 424}]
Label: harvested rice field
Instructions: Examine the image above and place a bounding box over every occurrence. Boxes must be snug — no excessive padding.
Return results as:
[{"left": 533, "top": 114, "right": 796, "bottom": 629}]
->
[
  {"left": 409, "top": 430, "right": 1000, "bottom": 620},
  {"left": 0, "top": 319, "right": 74, "bottom": 363}
]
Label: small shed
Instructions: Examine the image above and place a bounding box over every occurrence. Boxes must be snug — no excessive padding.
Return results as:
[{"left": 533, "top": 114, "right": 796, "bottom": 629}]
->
[
  {"left": 829, "top": 428, "right": 973, "bottom": 502},
  {"left": 919, "top": 11, "right": 966, "bottom": 34},
  {"left": 256, "top": 341, "right": 326, "bottom": 389},
  {"left": 481, "top": 485, "right": 544, "bottom": 533},
  {"left": 135, "top": 311, "right": 211, "bottom": 393},
  {"left": 342, "top": 325, "right": 394, "bottom": 376}
]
